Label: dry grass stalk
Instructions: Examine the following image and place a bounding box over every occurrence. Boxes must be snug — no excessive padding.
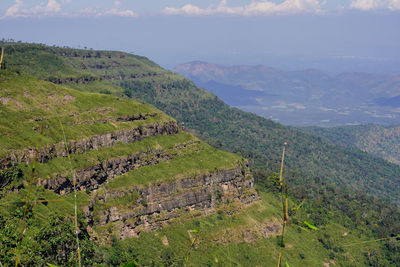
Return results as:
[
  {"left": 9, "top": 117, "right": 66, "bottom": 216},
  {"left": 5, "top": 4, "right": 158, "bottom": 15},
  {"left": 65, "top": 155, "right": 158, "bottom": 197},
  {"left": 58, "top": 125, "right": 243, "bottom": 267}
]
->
[
  {"left": 0, "top": 47, "right": 4, "bottom": 65},
  {"left": 59, "top": 120, "right": 82, "bottom": 267},
  {"left": 15, "top": 128, "right": 42, "bottom": 267},
  {"left": 277, "top": 142, "right": 288, "bottom": 267}
]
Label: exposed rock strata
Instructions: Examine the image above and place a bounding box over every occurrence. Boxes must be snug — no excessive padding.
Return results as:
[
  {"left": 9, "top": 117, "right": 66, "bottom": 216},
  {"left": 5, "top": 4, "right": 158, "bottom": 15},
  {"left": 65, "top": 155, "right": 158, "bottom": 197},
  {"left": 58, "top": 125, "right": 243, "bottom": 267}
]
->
[
  {"left": 0, "top": 120, "right": 178, "bottom": 168},
  {"left": 44, "top": 73, "right": 157, "bottom": 84},
  {"left": 45, "top": 76, "right": 97, "bottom": 84},
  {"left": 38, "top": 141, "right": 201, "bottom": 194},
  {"left": 67, "top": 113, "right": 157, "bottom": 126},
  {"left": 88, "top": 165, "right": 258, "bottom": 240},
  {"left": 1, "top": 109, "right": 257, "bottom": 242}
]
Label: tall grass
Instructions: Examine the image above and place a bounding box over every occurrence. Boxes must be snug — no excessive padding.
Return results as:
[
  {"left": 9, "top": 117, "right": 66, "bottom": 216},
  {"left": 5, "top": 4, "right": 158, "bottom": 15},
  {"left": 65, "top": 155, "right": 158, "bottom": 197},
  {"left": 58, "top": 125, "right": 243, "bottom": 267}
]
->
[
  {"left": 59, "top": 120, "right": 81, "bottom": 267},
  {"left": 0, "top": 47, "right": 4, "bottom": 65},
  {"left": 277, "top": 142, "right": 288, "bottom": 267},
  {"left": 14, "top": 127, "right": 42, "bottom": 267},
  {"left": 8, "top": 123, "right": 79, "bottom": 266}
]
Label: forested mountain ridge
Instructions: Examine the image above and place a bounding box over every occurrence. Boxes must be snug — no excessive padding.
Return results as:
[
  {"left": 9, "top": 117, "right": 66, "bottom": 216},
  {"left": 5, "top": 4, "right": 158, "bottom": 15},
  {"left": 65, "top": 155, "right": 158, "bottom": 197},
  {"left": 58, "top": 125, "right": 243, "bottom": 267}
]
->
[
  {"left": 4, "top": 43, "right": 398, "bottom": 204},
  {"left": 1, "top": 42, "right": 400, "bottom": 265},
  {"left": 303, "top": 124, "right": 400, "bottom": 165}
]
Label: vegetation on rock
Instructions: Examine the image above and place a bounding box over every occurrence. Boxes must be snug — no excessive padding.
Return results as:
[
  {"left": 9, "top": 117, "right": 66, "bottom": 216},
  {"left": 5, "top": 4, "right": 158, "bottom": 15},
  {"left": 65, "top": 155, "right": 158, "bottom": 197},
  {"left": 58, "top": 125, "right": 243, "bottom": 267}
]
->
[{"left": 1, "top": 42, "right": 399, "bottom": 265}]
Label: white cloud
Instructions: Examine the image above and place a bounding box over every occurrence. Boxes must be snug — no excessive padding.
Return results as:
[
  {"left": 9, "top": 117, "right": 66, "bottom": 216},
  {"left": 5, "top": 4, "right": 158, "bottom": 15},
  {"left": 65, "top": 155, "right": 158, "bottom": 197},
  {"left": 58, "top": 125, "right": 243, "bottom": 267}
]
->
[
  {"left": 390, "top": 0, "right": 400, "bottom": 9},
  {"left": 350, "top": 0, "right": 400, "bottom": 10},
  {"left": 100, "top": 0, "right": 138, "bottom": 17},
  {"left": 104, "top": 8, "right": 138, "bottom": 17},
  {"left": 3, "top": 0, "right": 61, "bottom": 18},
  {"left": 4, "top": 0, "right": 24, "bottom": 18},
  {"left": 2, "top": 0, "right": 137, "bottom": 19},
  {"left": 44, "top": 0, "right": 61, "bottom": 13},
  {"left": 77, "top": 7, "right": 101, "bottom": 16},
  {"left": 76, "top": 7, "right": 138, "bottom": 18},
  {"left": 163, "top": 0, "right": 324, "bottom": 16}
]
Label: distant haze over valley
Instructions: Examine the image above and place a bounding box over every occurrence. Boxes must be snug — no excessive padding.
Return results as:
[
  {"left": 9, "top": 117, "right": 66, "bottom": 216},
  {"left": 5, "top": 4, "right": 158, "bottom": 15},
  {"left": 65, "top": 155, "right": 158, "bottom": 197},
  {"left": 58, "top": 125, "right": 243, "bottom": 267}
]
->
[{"left": 175, "top": 61, "right": 400, "bottom": 126}]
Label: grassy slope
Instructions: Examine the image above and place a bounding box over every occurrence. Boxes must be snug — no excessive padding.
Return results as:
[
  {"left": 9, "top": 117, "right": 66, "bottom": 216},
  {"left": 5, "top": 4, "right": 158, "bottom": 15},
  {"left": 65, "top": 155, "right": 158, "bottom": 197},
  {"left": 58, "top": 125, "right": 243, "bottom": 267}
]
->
[
  {"left": 94, "top": 190, "right": 387, "bottom": 266},
  {"left": 4, "top": 43, "right": 397, "bottom": 204},
  {"left": 0, "top": 68, "right": 241, "bottom": 192},
  {"left": 1, "top": 43, "right": 400, "bottom": 265},
  {"left": 0, "top": 67, "right": 249, "bottom": 265},
  {"left": 2, "top": 185, "right": 386, "bottom": 266},
  {"left": 106, "top": 144, "right": 241, "bottom": 189},
  {"left": 29, "top": 132, "right": 196, "bottom": 180},
  {"left": 0, "top": 70, "right": 170, "bottom": 157},
  {"left": 303, "top": 124, "right": 400, "bottom": 165}
]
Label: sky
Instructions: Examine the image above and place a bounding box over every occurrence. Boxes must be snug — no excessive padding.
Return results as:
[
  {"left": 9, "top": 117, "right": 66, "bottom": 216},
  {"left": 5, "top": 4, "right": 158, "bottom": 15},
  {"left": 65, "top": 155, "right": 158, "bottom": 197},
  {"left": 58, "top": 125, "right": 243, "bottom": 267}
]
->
[{"left": 1, "top": 0, "right": 400, "bottom": 74}]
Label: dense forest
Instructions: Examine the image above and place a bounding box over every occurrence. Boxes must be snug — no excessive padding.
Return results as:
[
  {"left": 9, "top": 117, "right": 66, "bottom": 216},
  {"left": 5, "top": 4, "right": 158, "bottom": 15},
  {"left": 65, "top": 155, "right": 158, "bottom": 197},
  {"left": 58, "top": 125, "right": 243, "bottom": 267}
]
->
[
  {"left": 303, "top": 124, "right": 400, "bottom": 165},
  {"left": 119, "top": 78, "right": 400, "bottom": 204}
]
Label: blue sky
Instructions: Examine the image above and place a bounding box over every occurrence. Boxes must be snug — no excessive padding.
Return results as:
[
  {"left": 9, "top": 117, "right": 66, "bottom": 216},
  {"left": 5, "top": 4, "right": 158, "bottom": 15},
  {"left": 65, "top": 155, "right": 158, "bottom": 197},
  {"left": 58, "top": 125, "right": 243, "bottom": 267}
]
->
[
  {"left": 1, "top": 1, "right": 400, "bottom": 74},
  {"left": 1, "top": 0, "right": 399, "bottom": 17}
]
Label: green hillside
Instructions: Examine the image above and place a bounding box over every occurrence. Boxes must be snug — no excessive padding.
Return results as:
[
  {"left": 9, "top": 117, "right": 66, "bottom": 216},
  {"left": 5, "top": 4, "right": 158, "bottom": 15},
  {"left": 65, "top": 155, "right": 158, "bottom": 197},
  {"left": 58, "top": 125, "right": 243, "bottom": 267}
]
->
[
  {"left": 303, "top": 124, "right": 400, "bottom": 165},
  {"left": 3, "top": 43, "right": 398, "bottom": 204},
  {"left": 0, "top": 70, "right": 257, "bottom": 265},
  {"left": 1, "top": 42, "right": 400, "bottom": 265},
  {"left": 91, "top": 190, "right": 398, "bottom": 266}
]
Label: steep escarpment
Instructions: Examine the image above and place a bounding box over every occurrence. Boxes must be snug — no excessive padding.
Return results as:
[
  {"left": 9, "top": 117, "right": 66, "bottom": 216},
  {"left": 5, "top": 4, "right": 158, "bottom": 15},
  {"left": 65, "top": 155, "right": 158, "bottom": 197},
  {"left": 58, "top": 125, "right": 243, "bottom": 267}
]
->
[
  {"left": 2, "top": 43, "right": 400, "bottom": 266},
  {"left": 38, "top": 140, "right": 200, "bottom": 194},
  {"left": 88, "top": 164, "right": 256, "bottom": 241},
  {"left": 1, "top": 120, "right": 178, "bottom": 168},
  {"left": 3, "top": 43, "right": 400, "bottom": 205},
  {"left": 0, "top": 70, "right": 257, "bottom": 246}
]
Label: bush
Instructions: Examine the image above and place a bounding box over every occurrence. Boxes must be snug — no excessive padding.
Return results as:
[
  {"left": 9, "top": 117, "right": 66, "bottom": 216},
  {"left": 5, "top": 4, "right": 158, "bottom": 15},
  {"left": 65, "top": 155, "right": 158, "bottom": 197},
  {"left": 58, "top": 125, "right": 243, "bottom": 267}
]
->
[
  {"left": 0, "top": 212, "right": 96, "bottom": 266},
  {"left": 99, "top": 89, "right": 111, "bottom": 95},
  {"left": 140, "top": 199, "right": 148, "bottom": 207},
  {"left": 123, "top": 88, "right": 132, "bottom": 98},
  {"left": 276, "top": 236, "right": 285, "bottom": 248},
  {"left": 0, "top": 166, "right": 22, "bottom": 188},
  {"left": 161, "top": 247, "right": 175, "bottom": 266},
  {"left": 215, "top": 189, "right": 223, "bottom": 201}
]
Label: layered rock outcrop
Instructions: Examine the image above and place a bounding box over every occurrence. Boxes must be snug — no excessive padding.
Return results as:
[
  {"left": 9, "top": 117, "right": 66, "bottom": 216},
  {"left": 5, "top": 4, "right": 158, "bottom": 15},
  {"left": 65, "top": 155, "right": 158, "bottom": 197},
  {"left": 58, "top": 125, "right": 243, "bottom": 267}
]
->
[
  {"left": 88, "top": 164, "right": 257, "bottom": 240},
  {"left": 2, "top": 116, "right": 257, "bottom": 241},
  {"left": 38, "top": 141, "right": 201, "bottom": 194},
  {"left": 0, "top": 120, "right": 178, "bottom": 168}
]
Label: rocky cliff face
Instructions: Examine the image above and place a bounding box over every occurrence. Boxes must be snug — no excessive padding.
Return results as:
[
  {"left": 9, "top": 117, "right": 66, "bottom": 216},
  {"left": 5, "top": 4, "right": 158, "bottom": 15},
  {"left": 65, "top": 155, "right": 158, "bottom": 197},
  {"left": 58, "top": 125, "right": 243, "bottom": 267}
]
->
[
  {"left": 0, "top": 120, "right": 178, "bottom": 168},
  {"left": 1, "top": 116, "right": 257, "bottom": 241},
  {"left": 0, "top": 61, "right": 259, "bottom": 261},
  {"left": 34, "top": 140, "right": 257, "bottom": 241},
  {"left": 1, "top": 103, "right": 257, "bottom": 242},
  {"left": 38, "top": 140, "right": 201, "bottom": 194},
  {"left": 87, "top": 164, "right": 257, "bottom": 241}
]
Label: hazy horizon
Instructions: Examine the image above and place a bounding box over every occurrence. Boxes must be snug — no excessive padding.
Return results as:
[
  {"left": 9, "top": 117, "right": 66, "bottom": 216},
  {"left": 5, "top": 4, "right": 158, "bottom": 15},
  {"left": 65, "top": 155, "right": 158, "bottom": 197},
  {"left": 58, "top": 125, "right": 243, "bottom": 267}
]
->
[{"left": 1, "top": 0, "right": 400, "bottom": 75}]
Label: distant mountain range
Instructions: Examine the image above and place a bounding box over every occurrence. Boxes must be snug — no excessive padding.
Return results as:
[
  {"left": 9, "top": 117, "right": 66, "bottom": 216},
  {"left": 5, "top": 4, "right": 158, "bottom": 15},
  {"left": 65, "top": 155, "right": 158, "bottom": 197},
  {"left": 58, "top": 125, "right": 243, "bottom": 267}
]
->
[{"left": 175, "top": 61, "right": 400, "bottom": 126}]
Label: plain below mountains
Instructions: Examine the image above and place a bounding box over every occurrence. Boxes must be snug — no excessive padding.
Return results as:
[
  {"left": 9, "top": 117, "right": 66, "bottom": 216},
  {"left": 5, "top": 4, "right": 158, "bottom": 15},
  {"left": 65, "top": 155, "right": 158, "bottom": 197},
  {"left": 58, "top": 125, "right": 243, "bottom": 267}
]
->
[{"left": 175, "top": 61, "right": 400, "bottom": 126}]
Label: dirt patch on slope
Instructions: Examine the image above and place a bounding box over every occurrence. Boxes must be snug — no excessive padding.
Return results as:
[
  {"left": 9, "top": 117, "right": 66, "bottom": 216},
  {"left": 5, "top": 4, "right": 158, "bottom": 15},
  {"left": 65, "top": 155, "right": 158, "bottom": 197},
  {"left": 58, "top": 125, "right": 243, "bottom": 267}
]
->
[{"left": 0, "top": 97, "right": 10, "bottom": 105}]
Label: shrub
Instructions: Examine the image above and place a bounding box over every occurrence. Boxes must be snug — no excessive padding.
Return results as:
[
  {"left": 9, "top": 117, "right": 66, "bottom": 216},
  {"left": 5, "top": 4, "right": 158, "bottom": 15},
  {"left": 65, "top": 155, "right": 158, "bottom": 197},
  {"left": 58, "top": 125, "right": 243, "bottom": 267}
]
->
[
  {"left": 99, "top": 89, "right": 111, "bottom": 95},
  {"left": 0, "top": 166, "right": 22, "bottom": 188}
]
